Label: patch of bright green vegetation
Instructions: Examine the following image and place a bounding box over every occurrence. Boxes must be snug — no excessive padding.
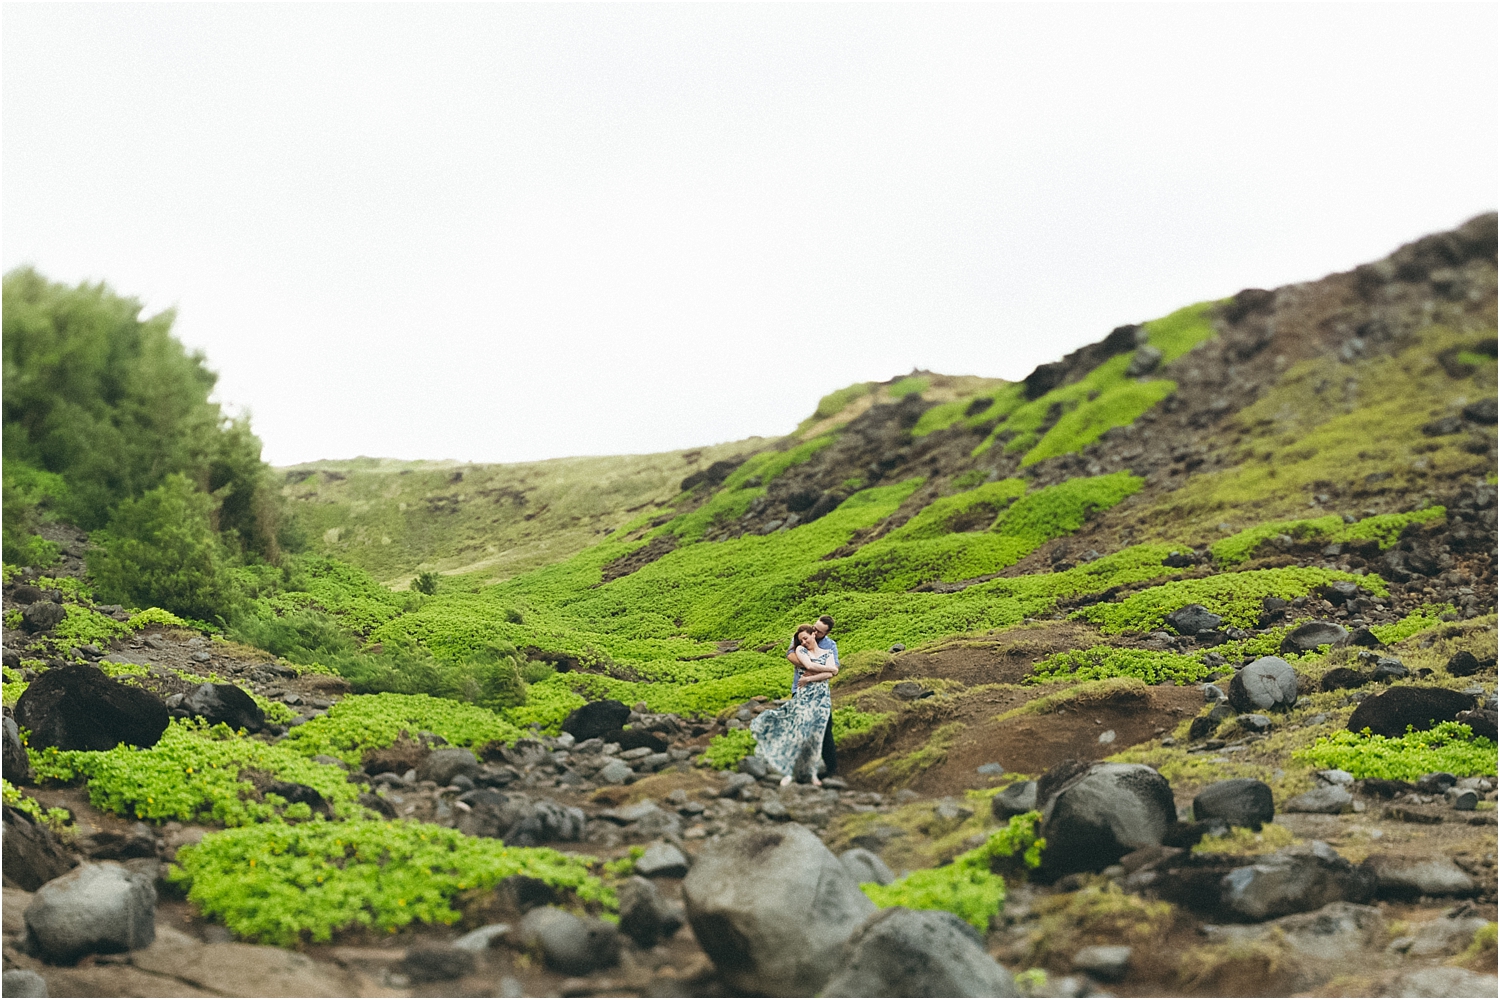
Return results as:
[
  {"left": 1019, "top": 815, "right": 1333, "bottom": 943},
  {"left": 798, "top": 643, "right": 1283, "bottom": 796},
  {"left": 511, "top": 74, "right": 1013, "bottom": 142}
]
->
[
  {"left": 701, "top": 729, "right": 758, "bottom": 770},
  {"left": 1139, "top": 325, "right": 1495, "bottom": 540},
  {"left": 671, "top": 436, "right": 836, "bottom": 542},
  {"left": 831, "top": 704, "right": 891, "bottom": 743},
  {"left": 1031, "top": 646, "right": 1216, "bottom": 686},
  {"left": 917, "top": 383, "right": 1028, "bottom": 438},
  {"left": 1210, "top": 507, "right": 1447, "bottom": 566},
  {"left": 999, "top": 677, "right": 1148, "bottom": 719},
  {"left": 1370, "top": 603, "right": 1454, "bottom": 645},
  {"left": 2, "top": 778, "right": 73, "bottom": 835},
  {"left": 1192, "top": 823, "right": 1299, "bottom": 855},
  {"left": 126, "top": 607, "right": 193, "bottom": 631},
  {"left": 863, "top": 811, "right": 1043, "bottom": 931},
  {"left": 1074, "top": 566, "right": 1384, "bottom": 634},
  {"left": 1292, "top": 721, "right": 1497, "bottom": 781},
  {"left": 28, "top": 721, "right": 367, "bottom": 826},
  {"left": 49, "top": 606, "right": 131, "bottom": 648},
  {"left": 170, "top": 820, "right": 613, "bottom": 946},
  {"left": 886, "top": 376, "right": 930, "bottom": 399},
  {"left": 885, "top": 480, "right": 1028, "bottom": 542},
  {"left": 278, "top": 693, "right": 524, "bottom": 765}
]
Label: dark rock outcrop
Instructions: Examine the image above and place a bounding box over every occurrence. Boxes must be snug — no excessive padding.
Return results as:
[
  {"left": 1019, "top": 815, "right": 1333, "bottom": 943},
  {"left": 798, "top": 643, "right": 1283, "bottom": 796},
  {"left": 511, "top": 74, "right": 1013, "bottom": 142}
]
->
[
  {"left": 1037, "top": 762, "right": 1176, "bottom": 877},
  {"left": 15, "top": 664, "right": 169, "bottom": 752},
  {"left": 1193, "top": 779, "right": 1274, "bottom": 831},
  {"left": 823, "top": 908, "right": 1018, "bottom": 997},
  {"left": 2, "top": 804, "right": 77, "bottom": 891},
  {"left": 182, "top": 682, "right": 265, "bottom": 733},
  {"left": 1345, "top": 686, "right": 1475, "bottom": 738},
  {"left": 561, "top": 700, "right": 631, "bottom": 742}
]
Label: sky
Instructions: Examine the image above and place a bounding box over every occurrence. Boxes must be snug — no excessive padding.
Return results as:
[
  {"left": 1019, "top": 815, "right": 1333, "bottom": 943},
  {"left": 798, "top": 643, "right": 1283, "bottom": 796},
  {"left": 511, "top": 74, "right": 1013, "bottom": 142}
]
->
[{"left": 4, "top": 4, "right": 1496, "bottom": 468}]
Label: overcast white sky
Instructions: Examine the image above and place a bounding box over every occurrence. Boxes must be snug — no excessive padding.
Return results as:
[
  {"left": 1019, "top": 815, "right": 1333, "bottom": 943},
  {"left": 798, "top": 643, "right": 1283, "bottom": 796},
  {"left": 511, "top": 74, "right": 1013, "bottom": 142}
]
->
[{"left": 4, "top": 4, "right": 1496, "bottom": 467}]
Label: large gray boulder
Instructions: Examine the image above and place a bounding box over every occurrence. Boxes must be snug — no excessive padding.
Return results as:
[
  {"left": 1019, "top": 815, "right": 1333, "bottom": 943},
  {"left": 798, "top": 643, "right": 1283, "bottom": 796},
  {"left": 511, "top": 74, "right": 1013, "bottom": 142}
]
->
[
  {"left": 617, "top": 875, "right": 683, "bottom": 948},
  {"left": 1165, "top": 604, "right": 1223, "bottom": 636},
  {"left": 1364, "top": 855, "right": 1478, "bottom": 900},
  {"left": 1, "top": 970, "right": 47, "bottom": 997},
  {"left": 416, "top": 748, "right": 479, "bottom": 786},
  {"left": 991, "top": 781, "right": 1038, "bottom": 821},
  {"left": 1220, "top": 842, "right": 1375, "bottom": 921},
  {"left": 822, "top": 908, "right": 1017, "bottom": 998},
  {"left": 839, "top": 848, "right": 895, "bottom": 887},
  {"left": 1228, "top": 657, "right": 1299, "bottom": 712},
  {"left": 683, "top": 824, "right": 875, "bottom": 996},
  {"left": 515, "top": 906, "right": 619, "bottom": 975},
  {"left": 1038, "top": 763, "right": 1175, "bottom": 876},
  {"left": 1193, "top": 779, "right": 1274, "bottom": 830},
  {"left": 24, "top": 862, "right": 156, "bottom": 963},
  {"left": 1280, "top": 621, "right": 1348, "bottom": 654}
]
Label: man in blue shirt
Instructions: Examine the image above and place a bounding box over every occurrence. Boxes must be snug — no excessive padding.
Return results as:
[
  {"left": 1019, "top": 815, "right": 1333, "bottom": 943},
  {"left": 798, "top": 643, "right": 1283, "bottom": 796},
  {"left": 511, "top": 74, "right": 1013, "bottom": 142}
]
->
[{"left": 786, "top": 614, "right": 839, "bottom": 776}]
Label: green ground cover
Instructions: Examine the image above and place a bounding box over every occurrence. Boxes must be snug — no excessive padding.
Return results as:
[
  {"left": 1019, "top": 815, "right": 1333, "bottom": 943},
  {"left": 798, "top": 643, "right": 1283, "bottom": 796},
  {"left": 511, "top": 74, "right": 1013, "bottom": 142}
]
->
[
  {"left": 171, "top": 819, "right": 613, "bottom": 946},
  {"left": 1209, "top": 507, "right": 1447, "bottom": 566},
  {"left": 278, "top": 693, "right": 524, "bottom": 765},
  {"left": 1292, "top": 721, "right": 1497, "bottom": 780}
]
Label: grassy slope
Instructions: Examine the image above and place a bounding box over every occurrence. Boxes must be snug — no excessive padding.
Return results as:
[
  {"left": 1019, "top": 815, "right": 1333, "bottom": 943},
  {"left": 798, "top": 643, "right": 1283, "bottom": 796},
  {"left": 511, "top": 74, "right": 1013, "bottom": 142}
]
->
[{"left": 278, "top": 440, "right": 767, "bottom": 586}]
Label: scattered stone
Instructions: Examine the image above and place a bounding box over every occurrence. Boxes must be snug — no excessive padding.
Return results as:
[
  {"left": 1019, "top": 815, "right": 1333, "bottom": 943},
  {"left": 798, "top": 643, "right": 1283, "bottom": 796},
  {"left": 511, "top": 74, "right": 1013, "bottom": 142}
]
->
[
  {"left": 822, "top": 907, "right": 1018, "bottom": 998},
  {"left": 1228, "top": 657, "right": 1298, "bottom": 713},
  {"left": 1166, "top": 604, "right": 1223, "bottom": 636},
  {"left": 760, "top": 798, "right": 790, "bottom": 821},
  {"left": 1445, "top": 650, "right": 1483, "bottom": 677},
  {"left": 1346, "top": 686, "right": 1475, "bottom": 738},
  {"left": 1319, "top": 667, "right": 1366, "bottom": 692},
  {"left": 975, "top": 762, "right": 1005, "bottom": 776},
  {"left": 1221, "top": 842, "right": 1375, "bottom": 921},
  {"left": 682, "top": 825, "right": 875, "bottom": 996},
  {"left": 888, "top": 644, "right": 906, "bottom": 653},
  {"left": 1320, "top": 580, "right": 1361, "bottom": 604},
  {"left": 738, "top": 755, "right": 769, "bottom": 779},
  {"left": 1037, "top": 762, "right": 1176, "bottom": 876},
  {"left": 1163, "top": 550, "right": 1195, "bottom": 568},
  {"left": 890, "top": 681, "right": 933, "bottom": 701},
  {"left": 1097, "top": 729, "right": 1116, "bottom": 744},
  {"left": 1280, "top": 621, "right": 1348, "bottom": 654},
  {"left": 839, "top": 848, "right": 895, "bottom": 887},
  {"left": 1397, "top": 914, "right": 1493, "bottom": 958},
  {"left": 1236, "top": 714, "right": 1271, "bottom": 734},
  {"left": 1370, "top": 658, "right": 1409, "bottom": 682},
  {"left": 450, "top": 922, "right": 511, "bottom": 953},
  {"left": 1127, "top": 343, "right": 1163, "bottom": 377},
  {"left": 595, "top": 759, "right": 634, "bottom": 785},
  {"left": 1, "top": 970, "right": 48, "bottom": 997},
  {"left": 1071, "top": 944, "right": 1131, "bottom": 982},
  {"left": 1282, "top": 786, "right": 1354, "bottom": 814},
  {"left": 24, "top": 862, "right": 156, "bottom": 963},
  {"left": 182, "top": 683, "right": 265, "bottom": 733},
  {"left": 636, "top": 841, "right": 690, "bottom": 879},
  {"left": 20, "top": 601, "right": 67, "bottom": 633},
  {"left": 1193, "top": 779, "right": 1274, "bottom": 830},
  {"left": 1346, "top": 627, "right": 1383, "bottom": 648},
  {"left": 991, "top": 781, "right": 1038, "bottom": 821},
  {"left": 15, "top": 664, "right": 169, "bottom": 752},
  {"left": 1188, "top": 716, "right": 1218, "bottom": 741},
  {"left": 415, "top": 748, "right": 479, "bottom": 786},
  {"left": 560, "top": 700, "right": 631, "bottom": 742},
  {"left": 8, "top": 585, "right": 44, "bottom": 605},
  {"left": 1314, "top": 769, "right": 1354, "bottom": 786},
  {"left": 1365, "top": 855, "right": 1477, "bottom": 899},
  {"left": 617, "top": 875, "right": 684, "bottom": 948},
  {"left": 1445, "top": 788, "right": 1479, "bottom": 811},
  {"left": 1389, "top": 967, "right": 1498, "bottom": 997},
  {"left": 400, "top": 945, "right": 476, "bottom": 983},
  {"left": 516, "top": 906, "right": 620, "bottom": 975},
  {"left": 1455, "top": 707, "right": 1497, "bottom": 740},
  {"left": 1383, "top": 805, "right": 1444, "bottom": 825}
]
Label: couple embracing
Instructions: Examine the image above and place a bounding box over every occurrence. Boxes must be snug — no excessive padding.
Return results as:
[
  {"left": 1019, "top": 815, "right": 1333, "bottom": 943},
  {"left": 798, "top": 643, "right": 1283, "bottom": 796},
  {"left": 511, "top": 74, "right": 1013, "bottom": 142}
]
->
[{"left": 750, "top": 615, "right": 839, "bottom": 787}]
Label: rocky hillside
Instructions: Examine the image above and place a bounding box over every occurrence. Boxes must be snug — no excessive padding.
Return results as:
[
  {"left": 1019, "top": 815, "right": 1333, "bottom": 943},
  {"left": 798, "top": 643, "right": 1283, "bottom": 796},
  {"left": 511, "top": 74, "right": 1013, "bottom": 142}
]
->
[{"left": 2, "top": 214, "right": 1497, "bottom": 998}]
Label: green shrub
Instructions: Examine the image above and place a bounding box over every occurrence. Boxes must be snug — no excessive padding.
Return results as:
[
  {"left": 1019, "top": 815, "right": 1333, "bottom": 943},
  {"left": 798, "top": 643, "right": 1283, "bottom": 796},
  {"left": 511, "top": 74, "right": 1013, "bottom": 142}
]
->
[
  {"left": 1031, "top": 646, "right": 1214, "bottom": 686},
  {"left": 88, "top": 474, "right": 242, "bottom": 622},
  {"left": 170, "top": 820, "right": 613, "bottom": 946},
  {"left": 863, "top": 811, "right": 1044, "bottom": 931},
  {"left": 126, "top": 607, "right": 193, "bottom": 631},
  {"left": 2, "top": 778, "right": 73, "bottom": 834},
  {"left": 1370, "top": 604, "right": 1453, "bottom": 645},
  {"left": 701, "top": 729, "right": 758, "bottom": 769},
  {"left": 50, "top": 606, "right": 130, "bottom": 648},
  {"left": 1210, "top": 507, "right": 1447, "bottom": 566},
  {"left": 413, "top": 571, "right": 440, "bottom": 596},
  {"left": 832, "top": 705, "right": 891, "bottom": 743},
  {"left": 278, "top": 693, "right": 524, "bottom": 765},
  {"left": 1292, "top": 722, "right": 1497, "bottom": 780},
  {"left": 28, "top": 720, "right": 366, "bottom": 825}
]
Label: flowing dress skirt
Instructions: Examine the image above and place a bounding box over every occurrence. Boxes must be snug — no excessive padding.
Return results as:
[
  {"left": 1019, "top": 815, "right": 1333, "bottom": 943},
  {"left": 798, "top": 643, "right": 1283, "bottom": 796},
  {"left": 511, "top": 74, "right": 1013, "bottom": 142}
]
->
[{"left": 750, "top": 681, "right": 831, "bottom": 781}]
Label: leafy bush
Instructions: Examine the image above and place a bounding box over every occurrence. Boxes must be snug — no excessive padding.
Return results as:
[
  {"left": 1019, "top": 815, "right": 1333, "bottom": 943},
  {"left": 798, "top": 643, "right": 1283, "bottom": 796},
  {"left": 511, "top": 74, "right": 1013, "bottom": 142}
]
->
[
  {"left": 863, "top": 811, "right": 1044, "bottom": 930},
  {"left": 88, "top": 474, "right": 242, "bottom": 622},
  {"left": 2, "top": 778, "right": 73, "bottom": 834},
  {"left": 1370, "top": 604, "right": 1453, "bottom": 645},
  {"left": 126, "top": 607, "right": 193, "bottom": 631},
  {"left": 28, "top": 720, "right": 366, "bottom": 825},
  {"left": 50, "top": 605, "right": 130, "bottom": 648},
  {"left": 412, "top": 571, "right": 440, "bottom": 596},
  {"left": 323, "top": 641, "right": 528, "bottom": 713},
  {"left": 1031, "top": 646, "right": 1214, "bottom": 686},
  {"left": 831, "top": 704, "right": 891, "bottom": 743},
  {"left": 170, "top": 820, "right": 613, "bottom": 946},
  {"left": 701, "top": 729, "right": 758, "bottom": 769},
  {"left": 278, "top": 693, "right": 523, "bottom": 765},
  {"left": 1292, "top": 722, "right": 1497, "bottom": 780}
]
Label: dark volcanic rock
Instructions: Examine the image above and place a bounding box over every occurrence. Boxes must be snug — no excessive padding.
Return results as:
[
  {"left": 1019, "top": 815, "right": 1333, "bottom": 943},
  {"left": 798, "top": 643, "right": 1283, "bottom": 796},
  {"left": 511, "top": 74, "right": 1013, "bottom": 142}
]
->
[
  {"left": 598, "top": 727, "right": 669, "bottom": 753},
  {"left": 15, "top": 664, "right": 169, "bottom": 752},
  {"left": 561, "top": 700, "right": 631, "bottom": 741},
  {"left": 1148, "top": 842, "right": 1375, "bottom": 922},
  {"left": 9, "top": 585, "right": 44, "bottom": 605},
  {"left": 1345, "top": 686, "right": 1475, "bottom": 738},
  {"left": 182, "top": 682, "right": 265, "bottom": 733},
  {"left": 1228, "top": 657, "right": 1299, "bottom": 712},
  {"left": 1445, "top": 651, "right": 1483, "bottom": 677},
  {"left": 2, "top": 804, "right": 77, "bottom": 891},
  {"left": 1280, "top": 621, "right": 1349, "bottom": 654},
  {"left": 1038, "top": 762, "right": 1176, "bottom": 877},
  {"left": 823, "top": 907, "right": 1018, "bottom": 998},
  {"left": 20, "top": 601, "right": 67, "bottom": 633},
  {"left": 1319, "top": 667, "right": 1367, "bottom": 692},
  {"left": 1166, "top": 605, "right": 1223, "bottom": 636},
  {"left": 400, "top": 945, "right": 477, "bottom": 983},
  {"left": 618, "top": 875, "right": 684, "bottom": 948},
  {"left": 1193, "top": 779, "right": 1274, "bottom": 831},
  {"left": 1456, "top": 708, "right": 1498, "bottom": 742},
  {"left": 516, "top": 906, "right": 620, "bottom": 975},
  {"left": 3, "top": 715, "right": 33, "bottom": 784}
]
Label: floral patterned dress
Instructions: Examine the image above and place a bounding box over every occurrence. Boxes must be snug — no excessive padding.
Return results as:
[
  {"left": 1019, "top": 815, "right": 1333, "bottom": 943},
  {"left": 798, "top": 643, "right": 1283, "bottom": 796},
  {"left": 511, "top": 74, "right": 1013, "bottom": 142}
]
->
[{"left": 750, "top": 647, "right": 834, "bottom": 781}]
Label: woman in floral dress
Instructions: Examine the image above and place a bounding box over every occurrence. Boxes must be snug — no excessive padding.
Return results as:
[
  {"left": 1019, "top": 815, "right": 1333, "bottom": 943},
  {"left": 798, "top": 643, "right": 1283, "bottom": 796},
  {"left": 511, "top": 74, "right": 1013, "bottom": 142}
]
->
[{"left": 751, "top": 624, "right": 838, "bottom": 786}]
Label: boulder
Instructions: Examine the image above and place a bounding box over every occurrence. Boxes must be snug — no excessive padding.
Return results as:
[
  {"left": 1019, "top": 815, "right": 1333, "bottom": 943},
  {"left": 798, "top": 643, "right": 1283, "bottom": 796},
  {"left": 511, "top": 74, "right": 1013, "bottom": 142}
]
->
[
  {"left": 451, "top": 923, "right": 512, "bottom": 953},
  {"left": 1282, "top": 786, "right": 1353, "bottom": 814},
  {"left": 683, "top": 824, "right": 875, "bottom": 996},
  {"left": 617, "top": 875, "right": 684, "bottom": 948},
  {"left": 15, "top": 665, "right": 169, "bottom": 752},
  {"left": 1319, "top": 667, "right": 1366, "bottom": 692},
  {"left": 502, "top": 798, "right": 586, "bottom": 846},
  {"left": 8, "top": 585, "right": 44, "bottom": 605},
  {"left": 399, "top": 945, "right": 476, "bottom": 983},
  {"left": 515, "top": 906, "right": 619, "bottom": 975},
  {"left": 1228, "top": 657, "right": 1299, "bottom": 712},
  {"left": 2, "top": 805, "right": 77, "bottom": 892},
  {"left": 4, "top": 715, "right": 33, "bottom": 783},
  {"left": 20, "top": 602, "right": 67, "bottom": 633},
  {"left": 24, "top": 862, "right": 156, "bottom": 963},
  {"left": 415, "top": 748, "right": 479, "bottom": 786},
  {"left": 1320, "top": 580, "right": 1361, "bottom": 604},
  {"left": 1345, "top": 686, "right": 1475, "bottom": 738},
  {"left": 1037, "top": 762, "right": 1176, "bottom": 876},
  {"left": 1455, "top": 708, "right": 1498, "bottom": 741},
  {"left": 1071, "top": 944, "right": 1132, "bottom": 982},
  {"left": 635, "top": 840, "right": 690, "bottom": 879},
  {"left": 1280, "top": 621, "right": 1348, "bottom": 654},
  {"left": 1220, "top": 843, "right": 1375, "bottom": 921},
  {"left": 1166, "top": 605, "right": 1223, "bottom": 636},
  {"left": 1193, "top": 779, "right": 1274, "bottom": 830},
  {"left": 1445, "top": 650, "right": 1483, "bottom": 677},
  {"left": 1371, "top": 657, "right": 1409, "bottom": 682},
  {"left": 1, "top": 970, "right": 47, "bottom": 997},
  {"left": 597, "top": 728, "right": 669, "bottom": 753},
  {"left": 182, "top": 683, "right": 265, "bottom": 733},
  {"left": 822, "top": 908, "right": 1017, "bottom": 998},
  {"left": 991, "top": 781, "right": 1038, "bottom": 821},
  {"left": 1364, "top": 855, "right": 1477, "bottom": 900},
  {"left": 594, "top": 759, "right": 634, "bottom": 785},
  {"left": 839, "top": 848, "right": 895, "bottom": 887},
  {"left": 561, "top": 700, "right": 631, "bottom": 742}
]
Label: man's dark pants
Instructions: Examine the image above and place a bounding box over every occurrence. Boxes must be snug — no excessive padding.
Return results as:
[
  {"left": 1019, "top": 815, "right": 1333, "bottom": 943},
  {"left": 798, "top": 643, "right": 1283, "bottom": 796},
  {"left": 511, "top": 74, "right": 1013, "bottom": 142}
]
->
[{"left": 821, "top": 715, "right": 837, "bottom": 775}]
